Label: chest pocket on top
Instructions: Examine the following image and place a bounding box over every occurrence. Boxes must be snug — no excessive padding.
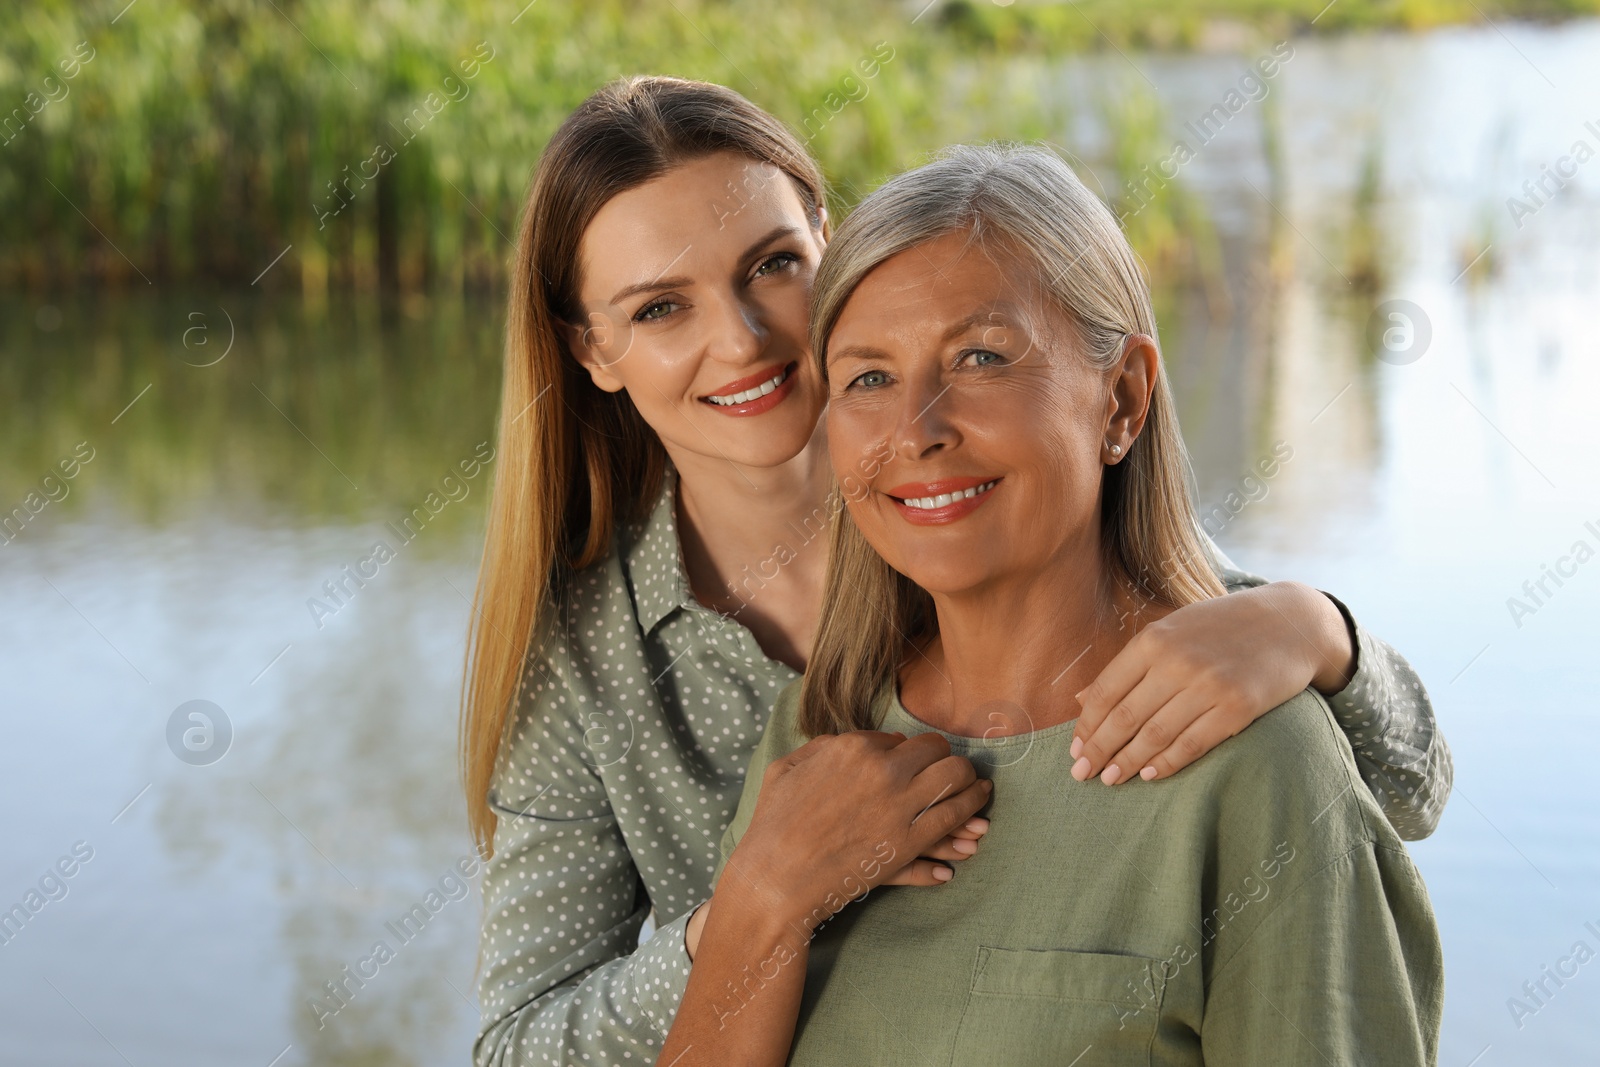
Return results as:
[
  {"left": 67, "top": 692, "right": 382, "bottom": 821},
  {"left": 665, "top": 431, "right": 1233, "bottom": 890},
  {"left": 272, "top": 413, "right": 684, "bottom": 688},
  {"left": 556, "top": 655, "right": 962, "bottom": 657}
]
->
[{"left": 949, "top": 946, "right": 1167, "bottom": 1067}]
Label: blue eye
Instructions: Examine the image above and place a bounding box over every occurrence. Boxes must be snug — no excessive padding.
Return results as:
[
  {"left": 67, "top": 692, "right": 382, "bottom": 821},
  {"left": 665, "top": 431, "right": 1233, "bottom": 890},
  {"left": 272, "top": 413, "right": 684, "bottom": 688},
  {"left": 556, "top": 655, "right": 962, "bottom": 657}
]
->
[
  {"left": 847, "top": 370, "right": 889, "bottom": 389},
  {"left": 961, "top": 349, "right": 1006, "bottom": 367}
]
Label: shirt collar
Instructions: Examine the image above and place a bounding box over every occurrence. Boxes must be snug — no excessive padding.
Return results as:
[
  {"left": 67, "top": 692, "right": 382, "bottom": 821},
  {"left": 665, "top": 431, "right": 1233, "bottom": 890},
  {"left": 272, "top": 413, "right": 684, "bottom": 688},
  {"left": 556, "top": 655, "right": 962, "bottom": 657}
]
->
[{"left": 623, "top": 464, "right": 697, "bottom": 635}]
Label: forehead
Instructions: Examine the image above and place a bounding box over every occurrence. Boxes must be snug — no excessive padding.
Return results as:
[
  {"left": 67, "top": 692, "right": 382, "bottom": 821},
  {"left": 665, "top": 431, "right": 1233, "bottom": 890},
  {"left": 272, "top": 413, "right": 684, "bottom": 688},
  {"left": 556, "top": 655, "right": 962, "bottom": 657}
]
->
[
  {"left": 829, "top": 232, "right": 1052, "bottom": 350},
  {"left": 578, "top": 152, "right": 812, "bottom": 300}
]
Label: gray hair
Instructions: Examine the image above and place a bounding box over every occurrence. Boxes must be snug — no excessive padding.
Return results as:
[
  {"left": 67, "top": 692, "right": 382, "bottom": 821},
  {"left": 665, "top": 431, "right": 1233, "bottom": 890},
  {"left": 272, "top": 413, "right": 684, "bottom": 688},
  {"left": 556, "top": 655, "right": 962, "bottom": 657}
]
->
[
  {"left": 810, "top": 143, "right": 1155, "bottom": 378},
  {"left": 798, "top": 143, "right": 1224, "bottom": 737}
]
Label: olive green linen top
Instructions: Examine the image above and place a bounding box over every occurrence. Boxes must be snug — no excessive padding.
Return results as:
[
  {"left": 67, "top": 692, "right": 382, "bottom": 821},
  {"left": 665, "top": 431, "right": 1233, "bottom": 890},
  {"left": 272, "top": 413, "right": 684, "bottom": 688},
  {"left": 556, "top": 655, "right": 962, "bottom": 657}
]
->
[
  {"left": 472, "top": 468, "right": 1452, "bottom": 1066},
  {"left": 713, "top": 681, "right": 1445, "bottom": 1067}
]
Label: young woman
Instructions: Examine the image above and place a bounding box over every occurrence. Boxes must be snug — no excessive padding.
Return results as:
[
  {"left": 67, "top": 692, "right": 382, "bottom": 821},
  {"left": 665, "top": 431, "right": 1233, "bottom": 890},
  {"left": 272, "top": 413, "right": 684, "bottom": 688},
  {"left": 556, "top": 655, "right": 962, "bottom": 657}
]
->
[
  {"left": 660, "top": 143, "right": 1442, "bottom": 1067},
  {"left": 465, "top": 77, "right": 1451, "bottom": 1065}
]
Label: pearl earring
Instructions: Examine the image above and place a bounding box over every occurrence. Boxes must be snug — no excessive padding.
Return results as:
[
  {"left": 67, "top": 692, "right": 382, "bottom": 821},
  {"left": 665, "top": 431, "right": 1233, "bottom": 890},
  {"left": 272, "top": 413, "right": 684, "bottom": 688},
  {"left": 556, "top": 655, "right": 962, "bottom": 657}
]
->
[{"left": 1109, "top": 443, "right": 1122, "bottom": 456}]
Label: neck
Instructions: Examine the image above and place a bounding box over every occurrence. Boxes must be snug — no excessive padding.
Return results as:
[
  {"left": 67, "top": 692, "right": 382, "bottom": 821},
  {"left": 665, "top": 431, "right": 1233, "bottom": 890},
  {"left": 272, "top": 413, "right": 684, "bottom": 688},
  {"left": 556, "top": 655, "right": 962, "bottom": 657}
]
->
[
  {"left": 664, "top": 422, "right": 834, "bottom": 666},
  {"left": 903, "top": 529, "right": 1166, "bottom": 737}
]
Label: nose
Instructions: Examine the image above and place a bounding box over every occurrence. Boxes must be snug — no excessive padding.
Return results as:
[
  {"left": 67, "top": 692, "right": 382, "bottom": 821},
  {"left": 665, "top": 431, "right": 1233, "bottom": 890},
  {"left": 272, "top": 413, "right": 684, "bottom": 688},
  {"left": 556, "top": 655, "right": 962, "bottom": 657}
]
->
[
  {"left": 708, "top": 290, "right": 769, "bottom": 367},
  {"left": 893, "top": 371, "right": 960, "bottom": 461}
]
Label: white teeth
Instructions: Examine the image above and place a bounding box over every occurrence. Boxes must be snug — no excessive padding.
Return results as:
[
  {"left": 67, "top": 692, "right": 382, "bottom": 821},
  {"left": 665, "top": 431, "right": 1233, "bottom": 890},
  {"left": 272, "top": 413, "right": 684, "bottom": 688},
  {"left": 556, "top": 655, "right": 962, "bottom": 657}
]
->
[
  {"left": 900, "top": 480, "right": 998, "bottom": 510},
  {"left": 705, "top": 366, "right": 789, "bottom": 406}
]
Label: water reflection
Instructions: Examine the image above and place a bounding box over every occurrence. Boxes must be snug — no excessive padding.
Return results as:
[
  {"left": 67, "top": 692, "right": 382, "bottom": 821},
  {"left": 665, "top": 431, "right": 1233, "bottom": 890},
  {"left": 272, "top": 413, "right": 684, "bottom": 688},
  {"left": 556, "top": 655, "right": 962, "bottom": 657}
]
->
[
  {"left": 0, "top": 293, "right": 503, "bottom": 524},
  {"left": 3, "top": 20, "right": 1600, "bottom": 1066},
  {"left": 0, "top": 292, "right": 503, "bottom": 1064}
]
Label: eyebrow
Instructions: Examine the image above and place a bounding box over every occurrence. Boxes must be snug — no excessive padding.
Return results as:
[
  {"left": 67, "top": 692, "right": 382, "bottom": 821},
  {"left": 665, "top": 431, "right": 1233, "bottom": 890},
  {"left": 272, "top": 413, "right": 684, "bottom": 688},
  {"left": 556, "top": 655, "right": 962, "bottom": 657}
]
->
[
  {"left": 939, "top": 307, "right": 1014, "bottom": 343},
  {"left": 606, "top": 224, "right": 807, "bottom": 307},
  {"left": 828, "top": 302, "right": 1030, "bottom": 363}
]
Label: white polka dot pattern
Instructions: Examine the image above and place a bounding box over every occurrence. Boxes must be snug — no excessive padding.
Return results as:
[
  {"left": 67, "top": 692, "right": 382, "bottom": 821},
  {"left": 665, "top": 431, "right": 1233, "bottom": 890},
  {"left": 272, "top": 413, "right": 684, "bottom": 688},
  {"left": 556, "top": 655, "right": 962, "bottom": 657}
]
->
[
  {"left": 1324, "top": 613, "right": 1453, "bottom": 841},
  {"left": 470, "top": 474, "right": 1452, "bottom": 1065},
  {"left": 1222, "top": 575, "right": 1453, "bottom": 842},
  {"left": 473, "top": 469, "right": 798, "bottom": 1066}
]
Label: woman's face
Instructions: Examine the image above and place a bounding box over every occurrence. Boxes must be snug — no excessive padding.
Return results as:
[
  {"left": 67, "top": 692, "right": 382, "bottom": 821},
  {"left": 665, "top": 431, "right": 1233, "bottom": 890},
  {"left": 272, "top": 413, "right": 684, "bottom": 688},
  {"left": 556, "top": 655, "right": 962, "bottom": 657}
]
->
[
  {"left": 569, "top": 151, "right": 827, "bottom": 470},
  {"left": 825, "top": 231, "right": 1119, "bottom": 598}
]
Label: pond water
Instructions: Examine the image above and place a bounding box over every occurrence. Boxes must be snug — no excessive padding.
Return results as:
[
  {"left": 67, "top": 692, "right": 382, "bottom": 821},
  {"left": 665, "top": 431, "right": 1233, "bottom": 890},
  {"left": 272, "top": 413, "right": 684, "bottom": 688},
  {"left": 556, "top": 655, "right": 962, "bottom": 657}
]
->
[{"left": 3, "top": 19, "right": 1598, "bottom": 1066}]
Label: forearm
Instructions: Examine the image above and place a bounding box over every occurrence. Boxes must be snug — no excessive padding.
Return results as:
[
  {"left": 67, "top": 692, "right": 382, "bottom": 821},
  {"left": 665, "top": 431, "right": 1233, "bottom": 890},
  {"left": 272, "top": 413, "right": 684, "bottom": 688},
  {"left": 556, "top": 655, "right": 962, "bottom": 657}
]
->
[
  {"left": 1069, "top": 561, "right": 1441, "bottom": 796},
  {"left": 1320, "top": 611, "right": 1453, "bottom": 840},
  {"left": 1262, "top": 580, "right": 1355, "bottom": 694},
  {"left": 476, "top": 778, "right": 693, "bottom": 1065},
  {"left": 478, "top": 638, "right": 713, "bottom": 1064},
  {"left": 478, "top": 906, "right": 693, "bottom": 1066},
  {"left": 1278, "top": 583, "right": 1454, "bottom": 838},
  {"left": 657, "top": 860, "right": 812, "bottom": 1067}
]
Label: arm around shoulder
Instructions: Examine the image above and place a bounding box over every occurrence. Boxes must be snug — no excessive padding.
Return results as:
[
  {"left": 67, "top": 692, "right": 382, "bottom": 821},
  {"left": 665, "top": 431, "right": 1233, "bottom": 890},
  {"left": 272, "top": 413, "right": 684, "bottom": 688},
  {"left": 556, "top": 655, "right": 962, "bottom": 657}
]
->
[
  {"left": 1209, "top": 546, "right": 1454, "bottom": 841},
  {"left": 1318, "top": 593, "right": 1454, "bottom": 841}
]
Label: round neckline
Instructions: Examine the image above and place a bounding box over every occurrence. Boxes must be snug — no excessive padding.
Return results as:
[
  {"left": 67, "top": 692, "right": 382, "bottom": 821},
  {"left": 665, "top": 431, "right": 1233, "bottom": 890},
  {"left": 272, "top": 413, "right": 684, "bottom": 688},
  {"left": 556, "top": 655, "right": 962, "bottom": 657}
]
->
[{"left": 883, "top": 682, "right": 1079, "bottom": 749}]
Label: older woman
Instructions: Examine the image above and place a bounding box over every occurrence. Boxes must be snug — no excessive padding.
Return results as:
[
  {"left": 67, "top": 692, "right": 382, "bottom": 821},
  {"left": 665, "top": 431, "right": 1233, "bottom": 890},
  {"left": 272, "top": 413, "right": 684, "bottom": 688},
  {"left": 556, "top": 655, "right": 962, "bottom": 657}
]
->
[{"left": 657, "top": 144, "right": 1443, "bottom": 1066}]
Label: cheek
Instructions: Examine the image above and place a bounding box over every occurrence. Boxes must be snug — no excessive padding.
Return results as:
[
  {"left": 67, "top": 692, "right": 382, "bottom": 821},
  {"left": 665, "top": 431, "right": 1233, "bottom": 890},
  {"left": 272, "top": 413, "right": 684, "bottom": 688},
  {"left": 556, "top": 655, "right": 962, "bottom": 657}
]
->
[
  {"left": 608, "top": 331, "right": 704, "bottom": 406},
  {"left": 966, "top": 384, "right": 1102, "bottom": 509},
  {"left": 964, "top": 384, "right": 1078, "bottom": 459},
  {"left": 761, "top": 276, "right": 812, "bottom": 337},
  {"left": 755, "top": 283, "right": 820, "bottom": 389},
  {"left": 1030, "top": 416, "right": 1104, "bottom": 500},
  {"left": 841, "top": 484, "right": 903, "bottom": 567},
  {"left": 826, "top": 403, "right": 889, "bottom": 481}
]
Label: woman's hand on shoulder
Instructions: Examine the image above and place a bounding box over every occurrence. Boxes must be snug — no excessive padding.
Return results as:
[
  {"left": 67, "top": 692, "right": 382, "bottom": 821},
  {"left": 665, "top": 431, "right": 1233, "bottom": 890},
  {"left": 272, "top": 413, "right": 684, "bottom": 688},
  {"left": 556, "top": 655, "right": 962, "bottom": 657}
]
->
[
  {"left": 1069, "top": 581, "right": 1355, "bottom": 786},
  {"left": 721, "top": 730, "right": 992, "bottom": 929}
]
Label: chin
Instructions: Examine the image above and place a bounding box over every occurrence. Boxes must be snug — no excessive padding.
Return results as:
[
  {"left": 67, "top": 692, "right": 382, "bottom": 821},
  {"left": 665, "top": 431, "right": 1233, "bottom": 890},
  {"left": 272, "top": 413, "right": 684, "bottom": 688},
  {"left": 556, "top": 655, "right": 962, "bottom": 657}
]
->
[
  {"left": 710, "top": 418, "right": 818, "bottom": 468},
  {"left": 884, "top": 553, "right": 995, "bottom": 598},
  {"left": 702, "top": 400, "right": 824, "bottom": 467}
]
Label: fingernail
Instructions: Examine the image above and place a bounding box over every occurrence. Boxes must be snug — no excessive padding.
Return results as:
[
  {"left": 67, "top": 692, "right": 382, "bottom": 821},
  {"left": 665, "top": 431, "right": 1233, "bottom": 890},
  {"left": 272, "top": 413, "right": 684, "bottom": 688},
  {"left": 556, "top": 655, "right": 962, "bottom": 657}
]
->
[
  {"left": 1101, "top": 764, "right": 1122, "bottom": 786},
  {"left": 933, "top": 865, "right": 954, "bottom": 881},
  {"left": 1140, "top": 766, "right": 1158, "bottom": 781},
  {"left": 953, "top": 838, "right": 977, "bottom": 855},
  {"left": 982, "top": 778, "right": 994, "bottom": 791},
  {"left": 1070, "top": 737, "right": 1083, "bottom": 759},
  {"left": 1071, "top": 757, "right": 1091, "bottom": 781},
  {"left": 964, "top": 817, "right": 990, "bottom": 834}
]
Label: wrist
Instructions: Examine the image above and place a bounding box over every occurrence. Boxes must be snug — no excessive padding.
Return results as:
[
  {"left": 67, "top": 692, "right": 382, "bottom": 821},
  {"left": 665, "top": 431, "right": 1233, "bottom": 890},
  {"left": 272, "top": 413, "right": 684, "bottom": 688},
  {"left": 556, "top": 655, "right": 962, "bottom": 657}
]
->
[
  {"left": 1286, "top": 581, "right": 1355, "bottom": 694},
  {"left": 703, "top": 870, "right": 816, "bottom": 980},
  {"left": 714, "top": 847, "right": 819, "bottom": 941}
]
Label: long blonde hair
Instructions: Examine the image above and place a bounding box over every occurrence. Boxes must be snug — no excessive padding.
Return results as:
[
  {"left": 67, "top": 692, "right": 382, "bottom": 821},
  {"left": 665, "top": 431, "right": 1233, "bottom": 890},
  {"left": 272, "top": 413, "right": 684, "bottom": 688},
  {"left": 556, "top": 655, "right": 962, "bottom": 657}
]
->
[
  {"left": 461, "top": 76, "right": 829, "bottom": 856},
  {"left": 800, "top": 144, "right": 1224, "bottom": 737}
]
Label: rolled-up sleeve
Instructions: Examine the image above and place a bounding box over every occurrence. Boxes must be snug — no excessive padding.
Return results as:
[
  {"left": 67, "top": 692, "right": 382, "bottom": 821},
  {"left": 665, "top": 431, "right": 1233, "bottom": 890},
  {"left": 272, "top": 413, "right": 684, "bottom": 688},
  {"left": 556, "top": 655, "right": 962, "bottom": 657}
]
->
[{"left": 1319, "top": 595, "right": 1453, "bottom": 841}]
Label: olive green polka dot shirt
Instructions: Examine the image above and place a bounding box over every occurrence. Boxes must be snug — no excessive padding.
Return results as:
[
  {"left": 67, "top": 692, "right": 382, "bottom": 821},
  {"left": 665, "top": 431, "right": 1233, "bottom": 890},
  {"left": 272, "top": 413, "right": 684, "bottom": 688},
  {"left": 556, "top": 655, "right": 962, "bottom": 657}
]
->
[{"left": 471, "top": 468, "right": 1452, "bottom": 1066}]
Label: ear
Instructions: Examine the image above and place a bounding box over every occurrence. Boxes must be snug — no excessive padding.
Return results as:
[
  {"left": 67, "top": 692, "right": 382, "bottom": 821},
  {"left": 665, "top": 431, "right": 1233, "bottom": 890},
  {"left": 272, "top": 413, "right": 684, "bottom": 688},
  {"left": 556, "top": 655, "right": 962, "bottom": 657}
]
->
[
  {"left": 561, "top": 312, "right": 627, "bottom": 394},
  {"left": 1101, "top": 334, "right": 1159, "bottom": 464}
]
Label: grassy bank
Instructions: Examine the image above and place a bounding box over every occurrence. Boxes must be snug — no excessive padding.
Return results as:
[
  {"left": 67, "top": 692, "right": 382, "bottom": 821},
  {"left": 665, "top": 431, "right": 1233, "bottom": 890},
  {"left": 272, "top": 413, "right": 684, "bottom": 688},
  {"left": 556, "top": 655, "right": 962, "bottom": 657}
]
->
[
  {"left": 939, "top": 0, "right": 1600, "bottom": 51},
  {"left": 1, "top": 0, "right": 1590, "bottom": 291}
]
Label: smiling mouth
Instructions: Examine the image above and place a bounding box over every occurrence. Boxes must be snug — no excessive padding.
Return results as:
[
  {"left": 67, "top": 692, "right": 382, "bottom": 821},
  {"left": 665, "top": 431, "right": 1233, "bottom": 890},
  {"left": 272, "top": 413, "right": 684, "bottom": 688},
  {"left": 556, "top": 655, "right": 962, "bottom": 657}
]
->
[
  {"left": 893, "top": 480, "right": 1000, "bottom": 511},
  {"left": 702, "top": 363, "right": 792, "bottom": 406}
]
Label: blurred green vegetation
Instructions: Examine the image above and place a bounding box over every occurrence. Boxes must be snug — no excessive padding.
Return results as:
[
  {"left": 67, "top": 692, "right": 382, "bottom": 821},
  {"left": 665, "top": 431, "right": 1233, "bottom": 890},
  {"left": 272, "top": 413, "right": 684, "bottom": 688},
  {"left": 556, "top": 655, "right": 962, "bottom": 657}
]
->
[
  {"left": 0, "top": 0, "right": 1059, "bottom": 292},
  {"left": 1, "top": 0, "right": 1582, "bottom": 523},
  {"left": 938, "top": 0, "right": 1600, "bottom": 51},
  {"left": 4, "top": 0, "right": 1592, "bottom": 293}
]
